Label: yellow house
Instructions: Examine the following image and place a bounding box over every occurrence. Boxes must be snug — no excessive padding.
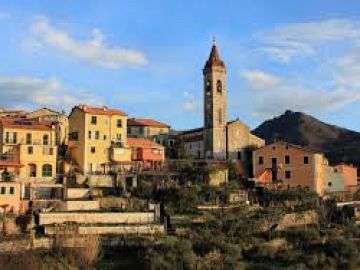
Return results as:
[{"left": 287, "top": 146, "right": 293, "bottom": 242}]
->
[
  {"left": 68, "top": 105, "right": 131, "bottom": 175},
  {"left": 26, "top": 107, "right": 69, "bottom": 146},
  {"left": 0, "top": 118, "right": 57, "bottom": 181}
]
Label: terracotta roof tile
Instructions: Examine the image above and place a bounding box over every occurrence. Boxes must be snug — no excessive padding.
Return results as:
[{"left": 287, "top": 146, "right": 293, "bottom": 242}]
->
[
  {"left": 0, "top": 117, "right": 54, "bottom": 131},
  {"left": 78, "top": 105, "right": 126, "bottom": 116},
  {"left": 127, "top": 138, "right": 164, "bottom": 149},
  {"left": 128, "top": 118, "right": 170, "bottom": 128}
]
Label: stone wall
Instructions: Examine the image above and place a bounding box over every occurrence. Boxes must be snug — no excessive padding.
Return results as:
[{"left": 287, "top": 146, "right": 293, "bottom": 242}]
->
[
  {"left": 38, "top": 212, "right": 155, "bottom": 225},
  {"left": 65, "top": 188, "right": 90, "bottom": 199},
  {"left": 57, "top": 200, "right": 100, "bottom": 211},
  {"left": 44, "top": 224, "right": 164, "bottom": 235}
]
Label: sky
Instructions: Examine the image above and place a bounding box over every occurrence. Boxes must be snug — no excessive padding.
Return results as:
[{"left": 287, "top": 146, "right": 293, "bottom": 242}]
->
[{"left": 1, "top": 1, "right": 360, "bottom": 131}]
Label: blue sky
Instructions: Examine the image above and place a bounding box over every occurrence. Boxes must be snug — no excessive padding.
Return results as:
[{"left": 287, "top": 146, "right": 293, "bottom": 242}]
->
[{"left": 1, "top": 1, "right": 360, "bottom": 131}]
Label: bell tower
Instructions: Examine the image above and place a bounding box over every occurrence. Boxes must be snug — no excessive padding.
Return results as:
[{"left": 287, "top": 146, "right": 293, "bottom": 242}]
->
[{"left": 203, "top": 41, "right": 227, "bottom": 160}]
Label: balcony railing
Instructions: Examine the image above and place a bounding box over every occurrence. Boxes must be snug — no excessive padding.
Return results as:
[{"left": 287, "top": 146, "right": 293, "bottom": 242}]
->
[
  {"left": 0, "top": 154, "right": 17, "bottom": 161},
  {"left": 4, "top": 139, "right": 52, "bottom": 145}
]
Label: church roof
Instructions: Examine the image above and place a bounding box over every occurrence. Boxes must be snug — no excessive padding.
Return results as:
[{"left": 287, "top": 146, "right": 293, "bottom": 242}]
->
[{"left": 203, "top": 43, "right": 225, "bottom": 71}]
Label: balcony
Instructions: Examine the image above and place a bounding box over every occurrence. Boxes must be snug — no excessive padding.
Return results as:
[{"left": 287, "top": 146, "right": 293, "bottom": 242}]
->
[
  {"left": 3, "top": 138, "right": 51, "bottom": 145},
  {"left": 110, "top": 142, "right": 131, "bottom": 163}
]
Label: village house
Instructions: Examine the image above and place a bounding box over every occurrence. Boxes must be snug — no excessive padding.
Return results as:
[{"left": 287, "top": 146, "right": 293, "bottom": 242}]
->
[
  {"left": 127, "top": 137, "right": 165, "bottom": 170},
  {"left": 26, "top": 107, "right": 69, "bottom": 147},
  {"left": 68, "top": 105, "right": 131, "bottom": 175},
  {"left": 252, "top": 141, "right": 358, "bottom": 195},
  {"left": 0, "top": 180, "right": 21, "bottom": 214},
  {"left": 0, "top": 117, "right": 57, "bottom": 182},
  {"left": 127, "top": 118, "right": 170, "bottom": 138}
]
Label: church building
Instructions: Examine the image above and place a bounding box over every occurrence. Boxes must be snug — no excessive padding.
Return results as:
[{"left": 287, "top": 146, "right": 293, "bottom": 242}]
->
[{"left": 178, "top": 42, "right": 264, "bottom": 162}]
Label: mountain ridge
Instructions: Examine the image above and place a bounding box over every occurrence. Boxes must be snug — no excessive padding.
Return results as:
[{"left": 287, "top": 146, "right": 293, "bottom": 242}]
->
[{"left": 252, "top": 110, "right": 360, "bottom": 167}]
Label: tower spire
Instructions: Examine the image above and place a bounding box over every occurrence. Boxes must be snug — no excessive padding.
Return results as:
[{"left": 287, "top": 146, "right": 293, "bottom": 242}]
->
[{"left": 203, "top": 39, "right": 225, "bottom": 73}]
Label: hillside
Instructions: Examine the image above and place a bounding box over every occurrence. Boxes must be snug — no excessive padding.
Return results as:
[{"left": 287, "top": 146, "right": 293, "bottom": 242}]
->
[{"left": 252, "top": 110, "right": 360, "bottom": 167}]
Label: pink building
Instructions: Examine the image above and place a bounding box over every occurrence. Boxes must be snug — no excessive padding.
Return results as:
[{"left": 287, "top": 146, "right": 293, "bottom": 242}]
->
[
  {"left": 334, "top": 164, "right": 358, "bottom": 191},
  {"left": 127, "top": 138, "right": 165, "bottom": 170}
]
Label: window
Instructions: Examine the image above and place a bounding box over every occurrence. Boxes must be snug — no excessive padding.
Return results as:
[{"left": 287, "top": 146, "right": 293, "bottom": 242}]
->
[
  {"left": 116, "top": 133, "right": 122, "bottom": 140},
  {"left": 43, "top": 134, "right": 49, "bottom": 145},
  {"left": 304, "top": 156, "right": 309, "bottom": 164},
  {"left": 26, "top": 133, "right": 32, "bottom": 144},
  {"left": 91, "top": 116, "right": 97, "bottom": 124},
  {"left": 6, "top": 132, "right": 17, "bottom": 144},
  {"left": 216, "top": 80, "right": 222, "bottom": 93},
  {"left": 69, "top": 132, "right": 78, "bottom": 141},
  {"left": 206, "top": 80, "right": 211, "bottom": 94},
  {"left": 91, "top": 146, "right": 96, "bottom": 153},
  {"left": 272, "top": 158, "right": 277, "bottom": 166},
  {"left": 27, "top": 146, "right": 33, "bottom": 155},
  {"left": 285, "top": 155, "right": 290, "bottom": 164},
  {"left": 5, "top": 132, "right": 9, "bottom": 143},
  {"left": 328, "top": 182, "right": 332, "bottom": 187},
  {"left": 0, "top": 186, "right": 5, "bottom": 194},
  {"left": 103, "top": 135, "right": 107, "bottom": 141},
  {"left": 49, "top": 147, "right": 54, "bottom": 155},
  {"left": 95, "top": 131, "right": 100, "bottom": 140},
  {"left": 88, "top": 131, "right": 92, "bottom": 139},
  {"left": 117, "top": 119, "right": 122, "bottom": 128},
  {"left": 29, "top": 164, "right": 36, "bottom": 177},
  {"left": 42, "top": 164, "right": 52, "bottom": 177},
  {"left": 9, "top": 187, "right": 14, "bottom": 195},
  {"left": 285, "top": 171, "right": 291, "bottom": 179},
  {"left": 237, "top": 151, "right": 242, "bottom": 160},
  {"left": 258, "top": 156, "right": 264, "bottom": 165}
]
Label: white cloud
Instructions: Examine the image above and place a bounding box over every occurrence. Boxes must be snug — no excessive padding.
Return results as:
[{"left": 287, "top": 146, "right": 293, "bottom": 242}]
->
[
  {"left": 179, "top": 91, "right": 201, "bottom": 112},
  {"left": 181, "top": 100, "right": 199, "bottom": 112},
  {"left": 245, "top": 69, "right": 360, "bottom": 119},
  {"left": 241, "top": 18, "right": 360, "bottom": 119},
  {"left": 256, "top": 19, "right": 360, "bottom": 63},
  {"left": 241, "top": 70, "right": 281, "bottom": 89},
  {"left": 253, "top": 86, "right": 360, "bottom": 119},
  {"left": 0, "top": 76, "right": 101, "bottom": 111},
  {"left": 29, "top": 17, "right": 147, "bottom": 69}
]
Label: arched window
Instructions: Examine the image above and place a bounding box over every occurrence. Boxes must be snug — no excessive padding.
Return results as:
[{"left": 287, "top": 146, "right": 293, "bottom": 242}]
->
[
  {"left": 42, "top": 164, "right": 52, "bottom": 177},
  {"left": 29, "top": 164, "right": 36, "bottom": 177},
  {"left": 206, "top": 80, "right": 211, "bottom": 95},
  {"left": 216, "top": 80, "right": 222, "bottom": 93}
]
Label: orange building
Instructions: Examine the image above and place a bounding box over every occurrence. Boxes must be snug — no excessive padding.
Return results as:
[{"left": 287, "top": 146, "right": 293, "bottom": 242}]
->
[
  {"left": 0, "top": 181, "right": 21, "bottom": 214},
  {"left": 253, "top": 142, "right": 328, "bottom": 195},
  {"left": 127, "top": 138, "right": 165, "bottom": 170},
  {"left": 253, "top": 142, "right": 358, "bottom": 196}
]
